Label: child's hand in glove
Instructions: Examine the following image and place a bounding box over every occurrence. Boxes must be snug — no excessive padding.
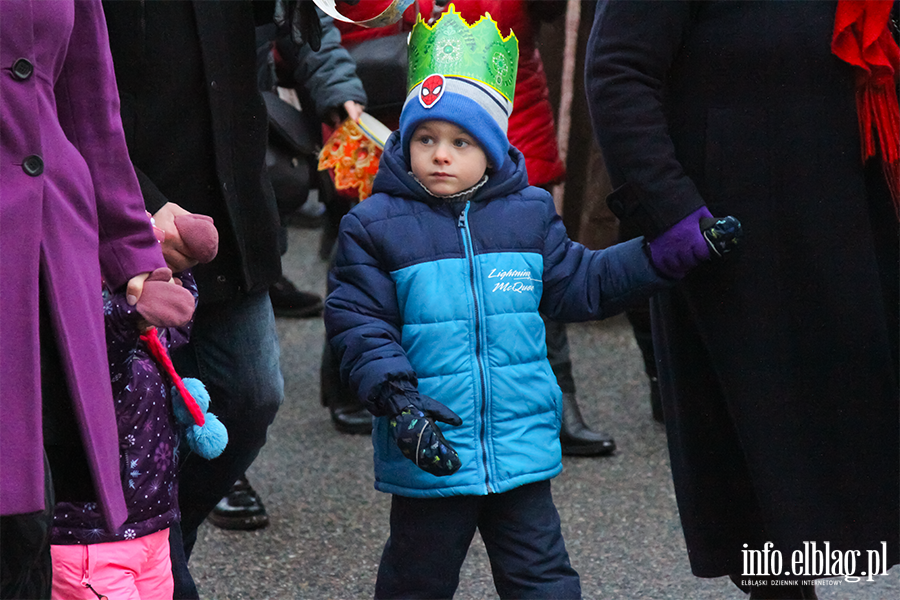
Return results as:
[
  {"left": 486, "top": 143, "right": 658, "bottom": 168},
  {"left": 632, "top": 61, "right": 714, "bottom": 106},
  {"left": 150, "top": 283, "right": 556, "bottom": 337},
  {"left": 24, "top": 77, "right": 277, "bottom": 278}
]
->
[{"left": 390, "top": 396, "right": 463, "bottom": 477}]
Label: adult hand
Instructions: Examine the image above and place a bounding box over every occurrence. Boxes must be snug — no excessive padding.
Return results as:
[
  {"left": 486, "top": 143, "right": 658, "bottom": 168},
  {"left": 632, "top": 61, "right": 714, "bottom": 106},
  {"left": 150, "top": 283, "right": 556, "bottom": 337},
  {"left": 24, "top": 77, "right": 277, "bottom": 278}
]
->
[
  {"left": 328, "top": 100, "right": 366, "bottom": 126},
  {"left": 152, "top": 203, "right": 199, "bottom": 272},
  {"left": 343, "top": 100, "right": 364, "bottom": 122},
  {"left": 126, "top": 271, "right": 151, "bottom": 306},
  {"left": 648, "top": 206, "right": 713, "bottom": 279}
]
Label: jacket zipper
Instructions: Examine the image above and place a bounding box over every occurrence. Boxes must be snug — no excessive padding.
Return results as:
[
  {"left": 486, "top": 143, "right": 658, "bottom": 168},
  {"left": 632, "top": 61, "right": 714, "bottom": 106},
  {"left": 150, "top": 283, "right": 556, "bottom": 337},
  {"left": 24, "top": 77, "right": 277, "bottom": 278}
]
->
[{"left": 458, "top": 203, "right": 492, "bottom": 494}]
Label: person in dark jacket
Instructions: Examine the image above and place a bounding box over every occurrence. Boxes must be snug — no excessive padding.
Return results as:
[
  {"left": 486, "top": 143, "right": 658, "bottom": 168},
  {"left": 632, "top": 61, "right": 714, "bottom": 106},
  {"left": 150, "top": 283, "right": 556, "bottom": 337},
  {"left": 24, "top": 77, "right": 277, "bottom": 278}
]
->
[
  {"left": 260, "top": 6, "right": 367, "bottom": 320},
  {"left": 315, "top": 0, "right": 429, "bottom": 436},
  {"left": 202, "top": 7, "right": 368, "bottom": 532},
  {"left": 325, "top": 9, "right": 723, "bottom": 597},
  {"left": 586, "top": 1, "right": 899, "bottom": 598},
  {"left": 101, "top": 1, "right": 292, "bottom": 596}
]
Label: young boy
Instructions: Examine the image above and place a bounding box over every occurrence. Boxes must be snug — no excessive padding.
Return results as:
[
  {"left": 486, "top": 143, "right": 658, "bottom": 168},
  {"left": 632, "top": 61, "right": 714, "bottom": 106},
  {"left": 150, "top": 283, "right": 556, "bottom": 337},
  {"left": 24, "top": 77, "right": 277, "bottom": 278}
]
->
[{"left": 324, "top": 7, "right": 730, "bottom": 599}]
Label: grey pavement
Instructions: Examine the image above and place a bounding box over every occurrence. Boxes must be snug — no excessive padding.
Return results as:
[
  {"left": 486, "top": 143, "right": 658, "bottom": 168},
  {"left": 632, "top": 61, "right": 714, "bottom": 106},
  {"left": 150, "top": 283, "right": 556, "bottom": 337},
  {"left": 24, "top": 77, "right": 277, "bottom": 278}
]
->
[{"left": 188, "top": 223, "right": 898, "bottom": 600}]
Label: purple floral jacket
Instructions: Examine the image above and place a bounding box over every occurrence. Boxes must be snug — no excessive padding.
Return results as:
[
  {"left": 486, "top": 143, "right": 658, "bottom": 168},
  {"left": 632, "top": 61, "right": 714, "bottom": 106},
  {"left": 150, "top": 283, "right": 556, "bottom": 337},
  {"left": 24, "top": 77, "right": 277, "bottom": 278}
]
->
[{"left": 51, "top": 273, "right": 197, "bottom": 545}]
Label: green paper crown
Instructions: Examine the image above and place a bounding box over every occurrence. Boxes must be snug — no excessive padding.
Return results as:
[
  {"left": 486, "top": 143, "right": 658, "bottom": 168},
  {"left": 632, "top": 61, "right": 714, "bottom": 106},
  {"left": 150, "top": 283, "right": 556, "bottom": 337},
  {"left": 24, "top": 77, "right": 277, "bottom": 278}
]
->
[{"left": 407, "top": 5, "right": 519, "bottom": 104}]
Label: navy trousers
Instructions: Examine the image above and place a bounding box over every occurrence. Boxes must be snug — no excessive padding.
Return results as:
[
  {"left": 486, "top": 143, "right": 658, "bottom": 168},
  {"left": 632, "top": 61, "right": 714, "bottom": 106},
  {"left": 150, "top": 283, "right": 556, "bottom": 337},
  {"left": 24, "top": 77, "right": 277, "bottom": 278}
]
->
[{"left": 375, "top": 480, "right": 581, "bottom": 600}]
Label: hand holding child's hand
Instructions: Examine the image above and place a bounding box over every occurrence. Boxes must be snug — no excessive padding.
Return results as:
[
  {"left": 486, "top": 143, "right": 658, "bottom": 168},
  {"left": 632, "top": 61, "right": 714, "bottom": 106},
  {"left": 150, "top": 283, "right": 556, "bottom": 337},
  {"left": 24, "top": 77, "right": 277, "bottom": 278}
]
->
[
  {"left": 390, "top": 396, "right": 463, "bottom": 477},
  {"left": 132, "top": 267, "right": 195, "bottom": 327},
  {"left": 648, "top": 207, "right": 742, "bottom": 279},
  {"left": 152, "top": 203, "right": 199, "bottom": 272},
  {"left": 126, "top": 271, "right": 151, "bottom": 306},
  {"left": 648, "top": 206, "right": 712, "bottom": 279}
]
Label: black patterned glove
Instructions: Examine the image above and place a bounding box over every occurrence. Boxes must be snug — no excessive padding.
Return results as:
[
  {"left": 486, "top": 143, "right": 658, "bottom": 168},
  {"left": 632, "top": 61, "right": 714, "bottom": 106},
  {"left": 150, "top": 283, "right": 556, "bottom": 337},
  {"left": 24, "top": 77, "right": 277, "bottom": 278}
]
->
[{"left": 390, "top": 396, "right": 462, "bottom": 477}]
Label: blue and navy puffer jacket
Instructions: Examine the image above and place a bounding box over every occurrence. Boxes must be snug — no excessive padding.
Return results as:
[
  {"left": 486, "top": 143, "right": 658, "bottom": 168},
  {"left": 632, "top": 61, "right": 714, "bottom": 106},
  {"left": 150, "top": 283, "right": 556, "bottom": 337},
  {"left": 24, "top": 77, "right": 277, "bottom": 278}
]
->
[{"left": 325, "top": 132, "right": 668, "bottom": 498}]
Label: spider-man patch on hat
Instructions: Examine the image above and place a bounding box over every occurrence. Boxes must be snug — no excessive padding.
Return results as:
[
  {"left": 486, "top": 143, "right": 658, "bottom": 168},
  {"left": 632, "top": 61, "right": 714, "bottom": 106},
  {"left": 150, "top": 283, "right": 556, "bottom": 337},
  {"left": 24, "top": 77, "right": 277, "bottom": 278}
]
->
[{"left": 419, "top": 74, "right": 445, "bottom": 108}]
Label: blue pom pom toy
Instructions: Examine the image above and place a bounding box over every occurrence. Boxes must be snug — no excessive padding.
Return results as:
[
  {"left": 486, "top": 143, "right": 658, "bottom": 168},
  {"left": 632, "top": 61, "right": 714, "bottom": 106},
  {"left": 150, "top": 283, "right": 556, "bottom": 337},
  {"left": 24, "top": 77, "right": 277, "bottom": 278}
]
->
[{"left": 171, "top": 377, "right": 228, "bottom": 459}]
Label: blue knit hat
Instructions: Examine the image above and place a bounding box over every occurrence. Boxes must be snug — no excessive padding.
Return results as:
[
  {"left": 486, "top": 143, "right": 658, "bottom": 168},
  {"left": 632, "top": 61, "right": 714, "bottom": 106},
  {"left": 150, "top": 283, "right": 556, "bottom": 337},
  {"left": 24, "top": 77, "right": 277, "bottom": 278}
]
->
[
  {"left": 399, "top": 74, "right": 512, "bottom": 170},
  {"left": 399, "top": 6, "right": 518, "bottom": 171}
]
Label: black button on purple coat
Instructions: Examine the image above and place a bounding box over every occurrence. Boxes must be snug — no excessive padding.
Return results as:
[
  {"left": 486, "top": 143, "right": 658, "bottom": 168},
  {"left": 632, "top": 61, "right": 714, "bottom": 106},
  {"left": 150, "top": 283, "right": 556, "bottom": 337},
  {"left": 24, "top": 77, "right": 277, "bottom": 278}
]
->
[
  {"left": 12, "top": 57, "right": 33, "bottom": 80},
  {"left": 22, "top": 155, "right": 43, "bottom": 176}
]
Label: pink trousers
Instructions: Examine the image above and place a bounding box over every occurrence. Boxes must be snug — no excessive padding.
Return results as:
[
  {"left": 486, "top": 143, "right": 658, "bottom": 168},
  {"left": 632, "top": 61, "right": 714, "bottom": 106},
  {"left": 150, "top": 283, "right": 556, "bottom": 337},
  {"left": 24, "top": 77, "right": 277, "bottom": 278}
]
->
[{"left": 50, "top": 528, "right": 173, "bottom": 600}]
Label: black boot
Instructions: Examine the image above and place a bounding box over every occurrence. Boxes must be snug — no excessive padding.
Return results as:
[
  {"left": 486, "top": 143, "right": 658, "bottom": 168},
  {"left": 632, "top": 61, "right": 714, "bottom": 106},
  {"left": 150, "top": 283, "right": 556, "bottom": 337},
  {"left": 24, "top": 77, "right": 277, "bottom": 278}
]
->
[{"left": 559, "top": 393, "right": 616, "bottom": 456}]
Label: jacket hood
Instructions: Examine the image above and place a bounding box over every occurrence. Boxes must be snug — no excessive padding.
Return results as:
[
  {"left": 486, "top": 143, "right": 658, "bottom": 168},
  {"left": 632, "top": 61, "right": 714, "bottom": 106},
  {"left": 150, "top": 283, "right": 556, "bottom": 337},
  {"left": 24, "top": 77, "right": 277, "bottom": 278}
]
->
[{"left": 371, "top": 130, "right": 531, "bottom": 203}]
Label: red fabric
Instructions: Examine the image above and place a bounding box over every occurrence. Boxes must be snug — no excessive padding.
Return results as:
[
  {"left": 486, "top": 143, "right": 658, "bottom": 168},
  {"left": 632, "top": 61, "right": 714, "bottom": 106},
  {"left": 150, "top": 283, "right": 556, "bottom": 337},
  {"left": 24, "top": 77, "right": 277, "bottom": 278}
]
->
[
  {"left": 335, "top": 0, "right": 430, "bottom": 44},
  {"left": 336, "top": 0, "right": 397, "bottom": 22},
  {"left": 439, "top": 0, "right": 566, "bottom": 186},
  {"left": 141, "top": 328, "right": 206, "bottom": 427},
  {"left": 832, "top": 0, "right": 900, "bottom": 210}
]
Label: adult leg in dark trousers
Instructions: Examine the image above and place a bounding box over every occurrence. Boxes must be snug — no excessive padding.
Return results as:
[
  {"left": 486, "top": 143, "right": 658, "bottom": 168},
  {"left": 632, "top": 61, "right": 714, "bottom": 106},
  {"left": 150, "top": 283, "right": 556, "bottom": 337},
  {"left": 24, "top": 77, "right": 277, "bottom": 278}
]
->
[
  {"left": 375, "top": 481, "right": 580, "bottom": 600},
  {"left": 169, "top": 291, "right": 284, "bottom": 599},
  {"left": 625, "top": 305, "right": 663, "bottom": 423},
  {"left": 3, "top": 303, "right": 92, "bottom": 600},
  {"left": 544, "top": 316, "right": 616, "bottom": 456},
  {"left": 267, "top": 135, "right": 323, "bottom": 320},
  {"left": 618, "top": 219, "right": 663, "bottom": 423},
  {"left": 318, "top": 172, "right": 373, "bottom": 434},
  {"left": 0, "top": 454, "right": 53, "bottom": 600}
]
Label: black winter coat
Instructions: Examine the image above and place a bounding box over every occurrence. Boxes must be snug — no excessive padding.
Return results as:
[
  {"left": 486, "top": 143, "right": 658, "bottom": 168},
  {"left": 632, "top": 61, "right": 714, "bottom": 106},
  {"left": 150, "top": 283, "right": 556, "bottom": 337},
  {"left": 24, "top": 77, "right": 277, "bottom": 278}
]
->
[
  {"left": 103, "top": 0, "right": 282, "bottom": 303},
  {"left": 587, "top": 0, "right": 899, "bottom": 579}
]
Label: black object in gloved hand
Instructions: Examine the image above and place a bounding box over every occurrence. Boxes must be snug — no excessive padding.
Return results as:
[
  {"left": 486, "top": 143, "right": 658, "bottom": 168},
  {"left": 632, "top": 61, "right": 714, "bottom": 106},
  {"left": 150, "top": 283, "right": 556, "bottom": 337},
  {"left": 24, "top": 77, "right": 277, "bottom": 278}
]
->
[
  {"left": 699, "top": 216, "right": 743, "bottom": 259},
  {"left": 390, "top": 396, "right": 462, "bottom": 477},
  {"left": 275, "top": 0, "right": 322, "bottom": 51}
]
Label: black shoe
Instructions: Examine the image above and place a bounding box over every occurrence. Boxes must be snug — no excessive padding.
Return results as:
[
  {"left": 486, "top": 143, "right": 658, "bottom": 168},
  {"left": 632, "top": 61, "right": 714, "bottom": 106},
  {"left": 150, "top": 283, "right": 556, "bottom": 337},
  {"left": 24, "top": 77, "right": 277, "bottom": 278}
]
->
[
  {"left": 269, "top": 276, "right": 323, "bottom": 318},
  {"left": 207, "top": 476, "right": 269, "bottom": 531},
  {"left": 331, "top": 405, "right": 373, "bottom": 435},
  {"left": 560, "top": 393, "right": 616, "bottom": 456}
]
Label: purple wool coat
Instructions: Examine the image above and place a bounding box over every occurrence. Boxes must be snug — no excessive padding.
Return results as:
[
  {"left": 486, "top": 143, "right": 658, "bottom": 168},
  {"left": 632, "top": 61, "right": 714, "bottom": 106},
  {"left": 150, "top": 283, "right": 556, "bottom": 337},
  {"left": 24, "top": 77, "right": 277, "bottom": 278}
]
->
[
  {"left": 0, "top": 0, "right": 166, "bottom": 530},
  {"left": 52, "top": 275, "right": 196, "bottom": 545}
]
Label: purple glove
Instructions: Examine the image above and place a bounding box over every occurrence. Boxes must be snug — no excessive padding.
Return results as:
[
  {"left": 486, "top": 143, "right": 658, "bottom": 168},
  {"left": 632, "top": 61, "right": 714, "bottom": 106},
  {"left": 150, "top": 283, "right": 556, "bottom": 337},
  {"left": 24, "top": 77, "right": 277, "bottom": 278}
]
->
[{"left": 648, "top": 206, "right": 713, "bottom": 279}]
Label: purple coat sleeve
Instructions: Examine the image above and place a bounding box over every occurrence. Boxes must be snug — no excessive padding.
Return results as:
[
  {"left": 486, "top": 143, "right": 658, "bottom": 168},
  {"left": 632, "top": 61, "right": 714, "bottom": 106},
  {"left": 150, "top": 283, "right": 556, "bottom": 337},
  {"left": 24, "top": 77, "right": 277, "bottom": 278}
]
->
[{"left": 55, "top": 0, "right": 165, "bottom": 288}]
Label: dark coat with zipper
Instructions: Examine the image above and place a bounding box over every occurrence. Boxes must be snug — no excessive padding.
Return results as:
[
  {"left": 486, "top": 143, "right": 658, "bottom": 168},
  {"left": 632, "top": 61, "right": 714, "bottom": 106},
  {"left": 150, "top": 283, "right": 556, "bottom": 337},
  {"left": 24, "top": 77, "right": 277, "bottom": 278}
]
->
[
  {"left": 586, "top": 0, "right": 899, "bottom": 578},
  {"left": 102, "top": 0, "right": 282, "bottom": 304}
]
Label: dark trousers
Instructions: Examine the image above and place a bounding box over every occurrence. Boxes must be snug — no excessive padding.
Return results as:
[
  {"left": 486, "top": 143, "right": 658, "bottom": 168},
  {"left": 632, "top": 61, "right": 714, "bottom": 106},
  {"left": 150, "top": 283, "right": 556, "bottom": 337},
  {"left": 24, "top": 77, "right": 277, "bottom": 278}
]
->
[
  {"left": 543, "top": 317, "right": 575, "bottom": 395},
  {"left": 0, "top": 454, "right": 53, "bottom": 600},
  {"left": 2, "top": 291, "right": 87, "bottom": 600},
  {"left": 375, "top": 480, "right": 581, "bottom": 600}
]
